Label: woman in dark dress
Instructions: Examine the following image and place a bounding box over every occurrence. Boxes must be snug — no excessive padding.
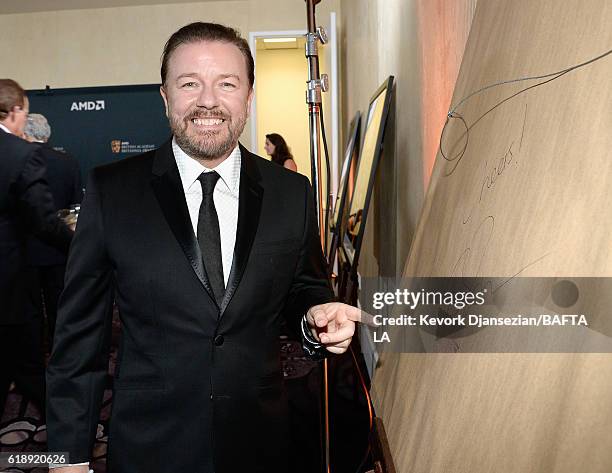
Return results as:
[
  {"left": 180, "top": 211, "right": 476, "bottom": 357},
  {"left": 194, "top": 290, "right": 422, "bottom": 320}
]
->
[{"left": 264, "top": 133, "right": 297, "bottom": 172}]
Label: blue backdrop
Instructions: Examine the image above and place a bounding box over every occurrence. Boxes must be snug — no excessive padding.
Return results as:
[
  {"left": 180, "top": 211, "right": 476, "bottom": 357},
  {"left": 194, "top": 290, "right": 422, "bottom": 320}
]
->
[{"left": 27, "top": 84, "right": 171, "bottom": 183}]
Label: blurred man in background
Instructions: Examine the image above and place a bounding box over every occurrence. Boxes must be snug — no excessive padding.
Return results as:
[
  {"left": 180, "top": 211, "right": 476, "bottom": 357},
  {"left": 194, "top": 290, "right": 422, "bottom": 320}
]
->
[
  {"left": 0, "top": 79, "right": 72, "bottom": 419},
  {"left": 24, "top": 113, "right": 82, "bottom": 352}
]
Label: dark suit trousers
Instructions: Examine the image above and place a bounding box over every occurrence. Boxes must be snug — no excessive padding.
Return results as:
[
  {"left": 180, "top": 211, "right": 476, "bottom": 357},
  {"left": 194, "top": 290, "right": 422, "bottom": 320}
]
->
[
  {"left": 25, "top": 265, "right": 66, "bottom": 351},
  {"left": 0, "top": 318, "right": 46, "bottom": 419}
]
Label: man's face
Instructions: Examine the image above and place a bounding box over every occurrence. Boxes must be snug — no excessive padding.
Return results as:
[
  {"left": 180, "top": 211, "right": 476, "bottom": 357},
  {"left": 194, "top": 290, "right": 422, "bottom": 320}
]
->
[
  {"left": 15, "top": 97, "right": 29, "bottom": 136},
  {"left": 160, "top": 40, "right": 253, "bottom": 163},
  {"left": 3, "top": 96, "right": 29, "bottom": 136}
]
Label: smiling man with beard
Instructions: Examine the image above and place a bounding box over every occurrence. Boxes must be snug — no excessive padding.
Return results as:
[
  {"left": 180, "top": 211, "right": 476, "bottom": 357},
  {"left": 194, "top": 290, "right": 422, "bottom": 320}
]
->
[
  {"left": 161, "top": 38, "right": 250, "bottom": 166},
  {"left": 46, "top": 22, "right": 359, "bottom": 473}
]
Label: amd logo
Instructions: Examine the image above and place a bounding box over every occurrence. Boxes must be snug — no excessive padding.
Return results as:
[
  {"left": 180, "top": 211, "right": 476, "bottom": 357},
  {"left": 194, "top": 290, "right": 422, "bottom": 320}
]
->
[{"left": 70, "top": 100, "right": 105, "bottom": 111}]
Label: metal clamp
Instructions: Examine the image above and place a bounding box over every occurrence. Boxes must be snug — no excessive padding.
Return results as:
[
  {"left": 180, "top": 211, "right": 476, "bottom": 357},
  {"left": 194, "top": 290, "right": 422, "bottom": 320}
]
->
[
  {"left": 305, "top": 27, "right": 328, "bottom": 57},
  {"left": 306, "top": 74, "right": 329, "bottom": 104}
]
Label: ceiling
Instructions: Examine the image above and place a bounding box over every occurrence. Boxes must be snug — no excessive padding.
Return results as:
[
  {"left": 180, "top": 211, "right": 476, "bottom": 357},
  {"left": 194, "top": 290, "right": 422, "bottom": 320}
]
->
[{"left": 0, "top": 0, "right": 233, "bottom": 15}]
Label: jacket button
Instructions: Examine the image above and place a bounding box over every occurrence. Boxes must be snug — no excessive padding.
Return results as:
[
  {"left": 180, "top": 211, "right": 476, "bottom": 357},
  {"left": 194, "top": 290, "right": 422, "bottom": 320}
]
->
[{"left": 214, "top": 335, "right": 224, "bottom": 346}]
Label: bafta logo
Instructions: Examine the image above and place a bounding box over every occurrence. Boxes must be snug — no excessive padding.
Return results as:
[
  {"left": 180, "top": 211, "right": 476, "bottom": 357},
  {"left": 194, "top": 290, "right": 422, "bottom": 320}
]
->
[{"left": 111, "top": 140, "right": 121, "bottom": 153}]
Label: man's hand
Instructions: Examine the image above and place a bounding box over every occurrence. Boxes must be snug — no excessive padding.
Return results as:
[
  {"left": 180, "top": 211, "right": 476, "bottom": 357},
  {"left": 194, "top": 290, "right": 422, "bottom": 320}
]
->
[{"left": 306, "top": 302, "right": 361, "bottom": 354}]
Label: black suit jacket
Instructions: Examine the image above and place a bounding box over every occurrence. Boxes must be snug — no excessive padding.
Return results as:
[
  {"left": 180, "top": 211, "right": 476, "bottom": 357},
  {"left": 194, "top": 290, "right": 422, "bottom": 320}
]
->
[
  {"left": 26, "top": 144, "right": 82, "bottom": 267},
  {"left": 46, "top": 141, "right": 333, "bottom": 473},
  {"left": 0, "top": 130, "right": 72, "bottom": 325}
]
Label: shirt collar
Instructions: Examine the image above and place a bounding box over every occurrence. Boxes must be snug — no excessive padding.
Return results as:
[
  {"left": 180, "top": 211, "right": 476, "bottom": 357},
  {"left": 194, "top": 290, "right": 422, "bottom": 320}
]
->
[
  {"left": 0, "top": 123, "right": 11, "bottom": 134},
  {"left": 172, "top": 138, "right": 241, "bottom": 195}
]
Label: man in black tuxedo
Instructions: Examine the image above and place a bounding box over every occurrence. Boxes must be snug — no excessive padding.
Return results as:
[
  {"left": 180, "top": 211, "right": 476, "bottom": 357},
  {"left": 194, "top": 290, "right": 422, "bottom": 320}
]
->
[
  {"left": 24, "top": 113, "right": 83, "bottom": 351},
  {"left": 47, "top": 23, "right": 359, "bottom": 473},
  {"left": 0, "top": 79, "right": 73, "bottom": 418}
]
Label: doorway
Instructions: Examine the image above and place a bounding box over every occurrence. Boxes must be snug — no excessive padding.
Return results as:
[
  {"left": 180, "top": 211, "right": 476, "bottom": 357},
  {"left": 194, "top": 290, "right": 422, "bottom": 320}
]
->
[{"left": 249, "top": 13, "right": 339, "bottom": 192}]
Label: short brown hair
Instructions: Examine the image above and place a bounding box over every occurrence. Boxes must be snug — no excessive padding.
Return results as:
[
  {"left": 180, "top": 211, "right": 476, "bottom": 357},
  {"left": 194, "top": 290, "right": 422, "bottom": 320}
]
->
[
  {"left": 0, "top": 79, "right": 25, "bottom": 120},
  {"left": 161, "top": 22, "right": 254, "bottom": 88}
]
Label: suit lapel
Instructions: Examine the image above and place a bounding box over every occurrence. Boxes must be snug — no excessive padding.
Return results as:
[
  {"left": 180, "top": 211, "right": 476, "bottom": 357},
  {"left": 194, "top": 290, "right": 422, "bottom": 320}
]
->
[
  {"left": 219, "top": 145, "right": 263, "bottom": 316},
  {"left": 151, "top": 140, "right": 218, "bottom": 307}
]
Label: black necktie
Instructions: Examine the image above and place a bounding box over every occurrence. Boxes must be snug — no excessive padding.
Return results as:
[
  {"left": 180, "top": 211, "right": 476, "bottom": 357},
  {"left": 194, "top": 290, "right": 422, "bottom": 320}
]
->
[{"left": 197, "top": 171, "right": 224, "bottom": 306}]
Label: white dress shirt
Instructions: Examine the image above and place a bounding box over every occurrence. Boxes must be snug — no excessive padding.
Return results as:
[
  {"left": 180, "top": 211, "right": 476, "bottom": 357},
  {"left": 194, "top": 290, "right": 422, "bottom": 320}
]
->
[
  {"left": 173, "top": 138, "right": 240, "bottom": 286},
  {"left": 0, "top": 123, "right": 11, "bottom": 133}
]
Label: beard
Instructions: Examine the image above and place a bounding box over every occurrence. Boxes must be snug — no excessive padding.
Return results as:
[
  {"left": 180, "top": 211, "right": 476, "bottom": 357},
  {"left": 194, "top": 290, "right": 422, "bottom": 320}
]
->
[{"left": 169, "top": 106, "right": 248, "bottom": 162}]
